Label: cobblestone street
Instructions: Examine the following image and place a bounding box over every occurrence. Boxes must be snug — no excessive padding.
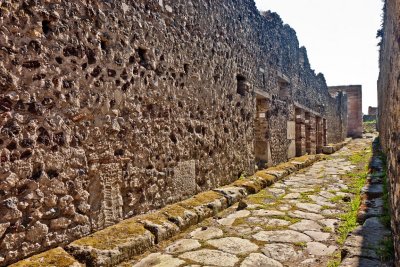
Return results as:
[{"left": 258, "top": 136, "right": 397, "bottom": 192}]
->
[{"left": 120, "top": 137, "right": 391, "bottom": 267}]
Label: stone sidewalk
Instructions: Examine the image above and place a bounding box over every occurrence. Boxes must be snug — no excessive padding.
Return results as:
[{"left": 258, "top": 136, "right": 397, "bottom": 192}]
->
[{"left": 119, "top": 138, "right": 390, "bottom": 267}]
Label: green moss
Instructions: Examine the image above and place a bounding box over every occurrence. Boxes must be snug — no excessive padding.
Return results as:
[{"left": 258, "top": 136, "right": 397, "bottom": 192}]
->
[
  {"left": 71, "top": 219, "right": 147, "bottom": 250},
  {"left": 377, "top": 236, "right": 394, "bottom": 261},
  {"left": 348, "top": 149, "right": 372, "bottom": 166},
  {"left": 10, "top": 248, "right": 81, "bottom": 267},
  {"left": 322, "top": 226, "right": 333, "bottom": 233},
  {"left": 294, "top": 242, "right": 306, "bottom": 248},
  {"left": 254, "top": 172, "right": 276, "bottom": 184},
  {"left": 330, "top": 195, "right": 344, "bottom": 203},
  {"left": 275, "top": 162, "right": 297, "bottom": 172},
  {"left": 299, "top": 192, "right": 312, "bottom": 203},
  {"left": 326, "top": 251, "right": 341, "bottom": 267},
  {"left": 232, "top": 179, "right": 263, "bottom": 194},
  {"left": 337, "top": 171, "right": 368, "bottom": 245},
  {"left": 179, "top": 191, "right": 223, "bottom": 209},
  {"left": 161, "top": 204, "right": 188, "bottom": 218},
  {"left": 246, "top": 190, "right": 275, "bottom": 206}
]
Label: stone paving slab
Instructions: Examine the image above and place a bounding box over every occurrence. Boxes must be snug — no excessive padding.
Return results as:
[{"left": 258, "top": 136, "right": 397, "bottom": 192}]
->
[{"left": 120, "top": 139, "right": 374, "bottom": 267}]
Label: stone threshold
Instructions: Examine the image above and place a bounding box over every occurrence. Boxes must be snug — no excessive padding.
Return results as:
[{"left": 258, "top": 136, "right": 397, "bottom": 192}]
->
[{"left": 10, "top": 139, "right": 351, "bottom": 267}]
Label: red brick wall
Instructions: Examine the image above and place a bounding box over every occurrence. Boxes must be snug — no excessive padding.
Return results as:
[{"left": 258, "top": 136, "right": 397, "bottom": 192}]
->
[{"left": 329, "top": 86, "right": 363, "bottom": 138}]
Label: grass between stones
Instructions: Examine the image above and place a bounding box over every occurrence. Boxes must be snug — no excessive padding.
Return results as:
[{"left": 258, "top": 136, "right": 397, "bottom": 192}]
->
[
  {"left": 327, "top": 251, "right": 342, "bottom": 267},
  {"left": 327, "top": 146, "right": 371, "bottom": 267},
  {"left": 337, "top": 149, "right": 371, "bottom": 245},
  {"left": 376, "top": 150, "right": 394, "bottom": 261}
]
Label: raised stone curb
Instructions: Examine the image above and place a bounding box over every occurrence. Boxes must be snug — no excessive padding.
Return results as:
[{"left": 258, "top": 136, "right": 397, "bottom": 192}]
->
[
  {"left": 14, "top": 152, "right": 327, "bottom": 266},
  {"left": 65, "top": 219, "right": 154, "bottom": 267},
  {"left": 323, "top": 138, "right": 352, "bottom": 154},
  {"left": 9, "top": 247, "right": 82, "bottom": 267}
]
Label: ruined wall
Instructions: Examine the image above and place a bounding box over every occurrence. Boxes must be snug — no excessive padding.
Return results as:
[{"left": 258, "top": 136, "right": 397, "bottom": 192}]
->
[
  {"left": 0, "top": 0, "right": 346, "bottom": 264},
  {"left": 329, "top": 85, "right": 363, "bottom": 138},
  {"left": 377, "top": 0, "right": 400, "bottom": 263},
  {"left": 326, "top": 92, "right": 348, "bottom": 143}
]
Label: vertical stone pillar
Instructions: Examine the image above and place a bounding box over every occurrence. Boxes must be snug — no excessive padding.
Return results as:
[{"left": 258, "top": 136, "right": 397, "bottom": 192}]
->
[
  {"left": 295, "top": 108, "right": 306, "bottom": 156},
  {"left": 323, "top": 118, "right": 327, "bottom": 146},
  {"left": 254, "top": 97, "right": 270, "bottom": 168},
  {"left": 305, "top": 112, "right": 311, "bottom": 154},
  {"left": 309, "top": 114, "right": 317, "bottom": 154},
  {"left": 287, "top": 121, "right": 296, "bottom": 159},
  {"left": 316, "top": 116, "right": 323, "bottom": 153}
]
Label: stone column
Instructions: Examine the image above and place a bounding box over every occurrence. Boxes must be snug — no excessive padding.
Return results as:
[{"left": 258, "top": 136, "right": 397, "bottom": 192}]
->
[
  {"left": 295, "top": 108, "right": 306, "bottom": 156},
  {"left": 309, "top": 114, "right": 317, "bottom": 154}
]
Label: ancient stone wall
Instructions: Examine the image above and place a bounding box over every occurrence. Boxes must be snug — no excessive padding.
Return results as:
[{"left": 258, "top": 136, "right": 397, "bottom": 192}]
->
[
  {"left": 368, "top": 106, "right": 378, "bottom": 116},
  {"left": 377, "top": 0, "right": 400, "bottom": 263},
  {"left": 326, "top": 91, "right": 348, "bottom": 143},
  {"left": 329, "top": 85, "right": 363, "bottom": 138},
  {"left": 0, "top": 0, "right": 346, "bottom": 264}
]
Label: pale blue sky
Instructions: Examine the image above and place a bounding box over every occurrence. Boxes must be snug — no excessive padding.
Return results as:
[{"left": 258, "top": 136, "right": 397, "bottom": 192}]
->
[{"left": 254, "top": 0, "right": 383, "bottom": 114}]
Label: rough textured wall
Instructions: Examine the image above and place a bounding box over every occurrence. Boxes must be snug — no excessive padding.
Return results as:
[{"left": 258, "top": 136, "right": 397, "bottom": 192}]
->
[
  {"left": 326, "top": 92, "right": 348, "bottom": 143},
  {"left": 0, "top": 0, "right": 346, "bottom": 264},
  {"left": 377, "top": 0, "right": 400, "bottom": 263},
  {"left": 329, "top": 85, "right": 363, "bottom": 138},
  {"left": 268, "top": 99, "right": 291, "bottom": 165}
]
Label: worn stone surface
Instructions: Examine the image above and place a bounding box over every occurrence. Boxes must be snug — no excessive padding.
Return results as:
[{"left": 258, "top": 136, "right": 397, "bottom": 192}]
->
[
  {"left": 179, "top": 249, "right": 239, "bottom": 267},
  {"left": 247, "top": 217, "right": 290, "bottom": 226},
  {"left": 304, "top": 231, "right": 331, "bottom": 242},
  {"left": 240, "top": 253, "right": 283, "bottom": 267},
  {"left": 289, "top": 220, "right": 322, "bottom": 232},
  {"left": 165, "top": 239, "right": 201, "bottom": 254},
  {"left": 296, "top": 203, "right": 322, "bottom": 213},
  {"left": 253, "top": 230, "right": 312, "bottom": 243},
  {"left": 261, "top": 243, "right": 302, "bottom": 262},
  {"left": 289, "top": 210, "right": 325, "bottom": 221},
  {"left": 189, "top": 227, "right": 223, "bottom": 241},
  {"left": 206, "top": 237, "right": 258, "bottom": 254},
  {"left": 305, "top": 242, "right": 337, "bottom": 256},
  {"left": 0, "top": 0, "right": 349, "bottom": 264},
  {"left": 133, "top": 253, "right": 185, "bottom": 267}
]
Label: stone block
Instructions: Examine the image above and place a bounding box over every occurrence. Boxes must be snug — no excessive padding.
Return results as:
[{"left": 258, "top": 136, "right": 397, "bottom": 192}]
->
[
  {"left": 136, "top": 213, "right": 180, "bottom": 244},
  {"left": 66, "top": 219, "right": 154, "bottom": 267},
  {"left": 322, "top": 146, "right": 335, "bottom": 154},
  {"left": 179, "top": 191, "right": 228, "bottom": 219},
  {"left": 161, "top": 204, "right": 199, "bottom": 230},
  {"left": 213, "top": 187, "right": 247, "bottom": 206},
  {"left": 9, "top": 247, "right": 82, "bottom": 267},
  {"left": 287, "top": 121, "right": 296, "bottom": 140}
]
